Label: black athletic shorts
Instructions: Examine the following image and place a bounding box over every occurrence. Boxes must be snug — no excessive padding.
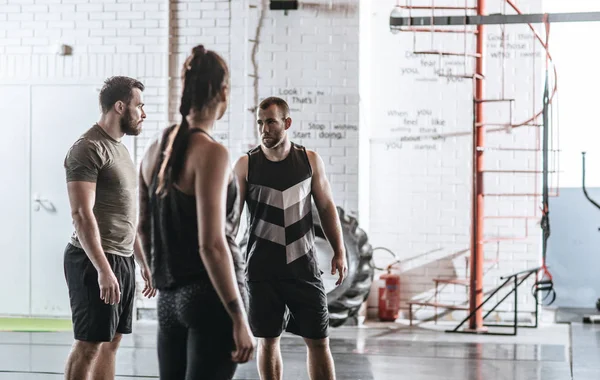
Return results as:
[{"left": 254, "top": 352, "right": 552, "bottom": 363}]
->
[
  {"left": 63, "top": 243, "right": 136, "bottom": 342},
  {"left": 247, "top": 278, "right": 329, "bottom": 340}
]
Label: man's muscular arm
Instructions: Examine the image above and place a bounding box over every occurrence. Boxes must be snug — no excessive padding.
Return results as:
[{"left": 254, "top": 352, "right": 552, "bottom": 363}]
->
[
  {"left": 307, "top": 149, "right": 347, "bottom": 285},
  {"left": 233, "top": 155, "right": 249, "bottom": 225},
  {"left": 65, "top": 139, "right": 121, "bottom": 304},
  {"left": 67, "top": 182, "right": 119, "bottom": 303}
]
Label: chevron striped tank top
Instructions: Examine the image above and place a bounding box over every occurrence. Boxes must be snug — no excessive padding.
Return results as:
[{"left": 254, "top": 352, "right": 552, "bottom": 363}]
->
[{"left": 245, "top": 143, "right": 320, "bottom": 281}]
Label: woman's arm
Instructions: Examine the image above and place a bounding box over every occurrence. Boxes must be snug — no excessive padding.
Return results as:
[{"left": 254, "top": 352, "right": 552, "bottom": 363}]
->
[
  {"left": 136, "top": 139, "right": 160, "bottom": 298},
  {"left": 192, "top": 139, "right": 247, "bottom": 321},
  {"left": 137, "top": 158, "right": 153, "bottom": 264}
]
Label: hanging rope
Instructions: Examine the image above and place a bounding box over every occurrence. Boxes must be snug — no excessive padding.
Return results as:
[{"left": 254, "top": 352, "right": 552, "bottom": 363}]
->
[{"left": 533, "top": 14, "right": 556, "bottom": 306}]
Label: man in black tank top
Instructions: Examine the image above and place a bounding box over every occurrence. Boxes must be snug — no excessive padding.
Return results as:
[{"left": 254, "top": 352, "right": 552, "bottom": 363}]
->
[{"left": 234, "top": 97, "right": 347, "bottom": 380}]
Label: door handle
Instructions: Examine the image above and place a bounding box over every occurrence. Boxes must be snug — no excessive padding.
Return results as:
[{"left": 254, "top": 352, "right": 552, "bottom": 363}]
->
[{"left": 32, "top": 194, "right": 56, "bottom": 213}]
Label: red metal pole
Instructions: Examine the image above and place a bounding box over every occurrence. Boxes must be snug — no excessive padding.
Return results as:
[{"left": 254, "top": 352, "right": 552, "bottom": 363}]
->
[{"left": 469, "top": 0, "right": 485, "bottom": 331}]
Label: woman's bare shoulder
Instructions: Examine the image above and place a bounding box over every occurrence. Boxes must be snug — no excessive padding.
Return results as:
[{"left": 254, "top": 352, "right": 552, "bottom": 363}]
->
[
  {"left": 140, "top": 126, "right": 173, "bottom": 183},
  {"left": 187, "top": 132, "right": 229, "bottom": 168}
]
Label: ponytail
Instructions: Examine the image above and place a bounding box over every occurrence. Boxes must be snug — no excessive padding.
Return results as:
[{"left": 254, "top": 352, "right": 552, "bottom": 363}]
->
[
  {"left": 154, "top": 45, "right": 228, "bottom": 196},
  {"left": 155, "top": 64, "right": 195, "bottom": 195}
]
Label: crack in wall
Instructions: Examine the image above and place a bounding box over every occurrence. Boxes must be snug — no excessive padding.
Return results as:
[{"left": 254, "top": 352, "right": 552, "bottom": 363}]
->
[{"left": 249, "top": 0, "right": 268, "bottom": 142}]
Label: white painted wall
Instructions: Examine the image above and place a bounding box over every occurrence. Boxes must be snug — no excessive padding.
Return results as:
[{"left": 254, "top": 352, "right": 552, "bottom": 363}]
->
[
  {"left": 543, "top": 0, "right": 600, "bottom": 188},
  {"left": 0, "top": 0, "right": 169, "bottom": 316},
  {"left": 366, "top": 0, "right": 545, "bottom": 322},
  {"left": 0, "top": 86, "right": 31, "bottom": 316}
]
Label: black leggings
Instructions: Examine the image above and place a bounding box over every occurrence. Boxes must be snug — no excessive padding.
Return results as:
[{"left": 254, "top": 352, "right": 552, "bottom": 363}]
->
[{"left": 157, "top": 282, "right": 237, "bottom": 380}]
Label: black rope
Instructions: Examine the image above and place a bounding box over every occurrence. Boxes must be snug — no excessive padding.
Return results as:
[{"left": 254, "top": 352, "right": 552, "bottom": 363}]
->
[{"left": 532, "top": 55, "right": 556, "bottom": 306}]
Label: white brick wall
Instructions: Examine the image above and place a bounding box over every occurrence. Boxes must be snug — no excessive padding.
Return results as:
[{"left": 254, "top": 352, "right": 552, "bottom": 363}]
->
[
  {"left": 167, "top": 0, "right": 234, "bottom": 144},
  {"left": 1, "top": 0, "right": 360, "bottom": 316},
  {"left": 239, "top": 0, "right": 361, "bottom": 213},
  {"left": 0, "top": 0, "right": 169, "bottom": 313},
  {"left": 0, "top": 0, "right": 169, "bottom": 160},
  {"left": 166, "top": 0, "right": 249, "bottom": 158},
  {"left": 367, "top": 0, "right": 545, "bottom": 322}
]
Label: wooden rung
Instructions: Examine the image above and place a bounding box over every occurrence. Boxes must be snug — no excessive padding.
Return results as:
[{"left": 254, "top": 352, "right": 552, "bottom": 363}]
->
[
  {"left": 413, "top": 50, "right": 481, "bottom": 58},
  {"left": 475, "top": 98, "right": 515, "bottom": 103},
  {"left": 399, "top": 5, "right": 478, "bottom": 10},
  {"left": 465, "top": 256, "right": 500, "bottom": 264},
  {"left": 434, "top": 278, "right": 469, "bottom": 286},
  {"left": 407, "top": 301, "right": 469, "bottom": 310}
]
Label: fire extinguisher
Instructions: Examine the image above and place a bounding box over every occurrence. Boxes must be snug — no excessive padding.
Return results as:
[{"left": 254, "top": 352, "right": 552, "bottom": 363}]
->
[
  {"left": 373, "top": 248, "right": 402, "bottom": 322},
  {"left": 378, "top": 269, "right": 401, "bottom": 321}
]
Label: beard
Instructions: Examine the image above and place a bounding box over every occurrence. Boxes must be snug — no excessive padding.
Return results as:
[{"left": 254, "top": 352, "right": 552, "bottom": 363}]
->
[
  {"left": 261, "top": 131, "right": 284, "bottom": 149},
  {"left": 120, "top": 109, "right": 142, "bottom": 136}
]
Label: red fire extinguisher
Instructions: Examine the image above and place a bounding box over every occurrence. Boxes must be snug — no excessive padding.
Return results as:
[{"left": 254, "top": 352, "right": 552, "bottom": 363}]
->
[
  {"left": 373, "top": 247, "right": 402, "bottom": 322},
  {"left": 378, "top": 269, "right": 401, "bottom": 321}
]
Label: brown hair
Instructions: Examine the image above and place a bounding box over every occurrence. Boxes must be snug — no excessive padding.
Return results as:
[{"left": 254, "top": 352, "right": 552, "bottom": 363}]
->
[
  {"left": 99, "top": 76, "right": 145, "bottom": 113},
  {"left": 155, "top": 45, "right": 229, "bottom": 195},
  {"left": 259, "top": 96, "right": 290, "bottom": 119}
]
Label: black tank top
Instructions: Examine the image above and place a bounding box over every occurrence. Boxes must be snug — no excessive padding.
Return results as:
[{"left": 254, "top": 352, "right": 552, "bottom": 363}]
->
[
  {"left": 244, "top": 142, "right": 320, "bottom": 281},
  {"left": 148, "top": 127, "right": 244, "bottom": 290}
]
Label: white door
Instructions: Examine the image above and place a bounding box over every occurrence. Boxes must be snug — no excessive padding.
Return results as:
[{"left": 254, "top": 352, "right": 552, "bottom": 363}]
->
[
  {"left": 0, "top": 86, "right": 31, "bottom": 315},
  {"left": 30, "top": 85, "right": 105, "bottom": 316}
]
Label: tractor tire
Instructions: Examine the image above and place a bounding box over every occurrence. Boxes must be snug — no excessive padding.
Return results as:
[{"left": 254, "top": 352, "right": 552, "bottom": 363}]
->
[{"left": 313, "top": 206, "right": 374, "bottom": 327}]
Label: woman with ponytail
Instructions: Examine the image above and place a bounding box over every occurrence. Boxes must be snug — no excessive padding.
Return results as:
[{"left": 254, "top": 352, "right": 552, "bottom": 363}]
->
[{"left": 137, "top": 45, "right": 255, "bottom": 379}]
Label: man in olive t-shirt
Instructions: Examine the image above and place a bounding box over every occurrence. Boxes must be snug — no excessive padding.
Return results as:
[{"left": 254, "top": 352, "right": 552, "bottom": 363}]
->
[
  {"left": 65, "top": 124, "right": 138, "bottom": 255},
  {"left": 62, "top": 76, "right": 156, "bottom": 380}
]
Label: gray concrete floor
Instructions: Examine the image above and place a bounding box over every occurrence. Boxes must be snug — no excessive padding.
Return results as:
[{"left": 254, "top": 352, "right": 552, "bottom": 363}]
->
[{"left": 0, "top": 319, "right": 595, "bottom": 379}]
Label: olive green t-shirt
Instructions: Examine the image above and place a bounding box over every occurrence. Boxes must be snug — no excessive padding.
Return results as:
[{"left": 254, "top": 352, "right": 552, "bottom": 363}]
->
[{"left": 64, "top": 124, "right": 137, "bottom": 257}]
